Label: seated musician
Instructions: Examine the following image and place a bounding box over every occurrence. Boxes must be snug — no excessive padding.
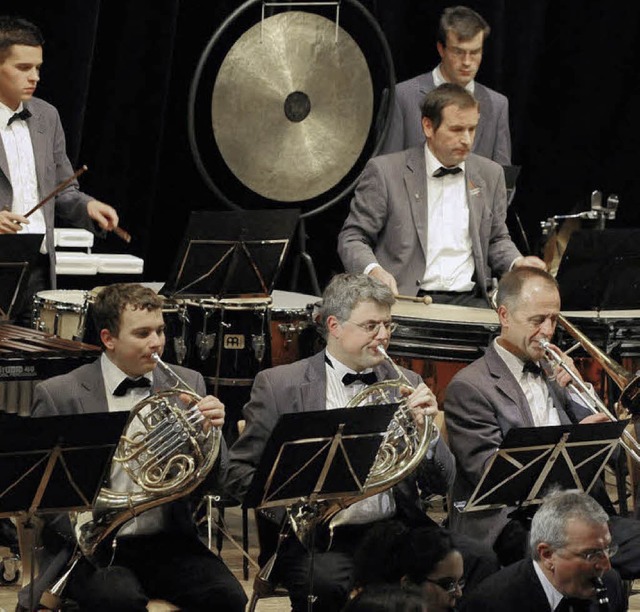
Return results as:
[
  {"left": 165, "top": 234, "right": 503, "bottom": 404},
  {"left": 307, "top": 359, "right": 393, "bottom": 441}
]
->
[
  {"left": 225, "top": 272, "right": 498, "bottom": 612},
  {"left": 0, "top": 16, "right": 119, "bottom": 322},
  {"left": 444, "top": 266, "right": 640, "bottom": 579},
  {"left": 19, "top": 283, "right": 247, "bottom": 612},
  {"left": 337, "top": 83, "right": 544, "bottom": 306},
  {"left": 459, "top": 489, "right": 627, "bottom": 612}
]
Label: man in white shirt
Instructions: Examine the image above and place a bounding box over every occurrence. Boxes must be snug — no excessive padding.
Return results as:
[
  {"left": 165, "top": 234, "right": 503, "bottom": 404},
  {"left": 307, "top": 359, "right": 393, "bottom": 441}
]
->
[
  {"left": 227, "top": 273, "right": 498, "bottom": 612},
  {"left": 338, "top": 83, "right": 543, "bottom": 305},
  {"left": 459, "top": 489, "right": 626, "bottom": 612},
  {"left": 22, "top": 283, "right": 247, "bottom": 612},
  {"left": 0, "top": 16, "right": 119, "bottom": 317},
  {"left": 381, "top": 5, "right": 511, "bottom": 165}
]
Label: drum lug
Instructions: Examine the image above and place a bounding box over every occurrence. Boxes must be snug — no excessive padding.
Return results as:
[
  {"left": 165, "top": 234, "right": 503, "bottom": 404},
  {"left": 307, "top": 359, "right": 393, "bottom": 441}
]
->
[{"left": 251, "top": 334, "right": 266, "bottom": 363}]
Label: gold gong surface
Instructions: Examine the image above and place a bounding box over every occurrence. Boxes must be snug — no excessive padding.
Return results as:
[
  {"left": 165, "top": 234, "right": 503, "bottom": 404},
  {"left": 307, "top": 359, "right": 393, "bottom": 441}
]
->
[{"left": 212, "top": 11, "right": 374, "bottom": 202}]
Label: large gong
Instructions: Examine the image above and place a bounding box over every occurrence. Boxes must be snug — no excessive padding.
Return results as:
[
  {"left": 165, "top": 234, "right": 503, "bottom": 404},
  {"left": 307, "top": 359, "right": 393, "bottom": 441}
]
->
[{"left": 188, "top": 0, "right": 395, "bottom": 217}]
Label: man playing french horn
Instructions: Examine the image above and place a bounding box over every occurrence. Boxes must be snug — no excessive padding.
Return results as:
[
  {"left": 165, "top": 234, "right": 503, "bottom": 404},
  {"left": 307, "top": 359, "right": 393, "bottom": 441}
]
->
[
  {"left": 445, "top": 266, "right": 640, "bottom": 583},
  {"left": 19, "top": 284, "right": 247, "bottom": 612},
  {"left": 226, "top": 273, "right": 498, "bottom": 611}
]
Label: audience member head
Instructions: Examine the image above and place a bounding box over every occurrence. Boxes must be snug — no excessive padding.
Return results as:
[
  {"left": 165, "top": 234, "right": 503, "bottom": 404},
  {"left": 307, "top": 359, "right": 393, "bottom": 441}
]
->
[
  {"left": 436, "top": 6, "right": 490, "bottom": 87},
  {"left": 495, "top": 266, "right": 560, "bottom": 363},
  {"left": 530, "top": 489, "right": 614, "bottom": 600},
  {"left": 0, "top": 16, "right": 43, "bottom": 109},
  {"left": 420, "top": 83, "right": 478, "bottom": 168},
  {"left": 92, "top": 283, "right": 166, "bottom": 377},
  {"left": 319, "top": 273, "right": 396, "bottom": 373},
  {"left": 342, "top": 584, "right": 427, "bottom": 612}
]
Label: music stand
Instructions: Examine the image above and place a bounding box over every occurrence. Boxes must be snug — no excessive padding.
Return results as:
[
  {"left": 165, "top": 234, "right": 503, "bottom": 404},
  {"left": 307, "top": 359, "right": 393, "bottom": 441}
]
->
[
  {"left": 162, "top": 210, "right": 300, "bottom": 298},
  {"left": 244, "top": 404, "right": 397, "bottom": 611},
  {"left": 0, "top": 234, "right": 43, "bottom": 320},
  {"left": 556, "top": 229, "right": 640, "bottom": 310},
  {"left": 0, "top": 411, "right": 128, "bottom": 611},
  {"left": 455, "top": 420, "right": 628, "bottom": 516}
]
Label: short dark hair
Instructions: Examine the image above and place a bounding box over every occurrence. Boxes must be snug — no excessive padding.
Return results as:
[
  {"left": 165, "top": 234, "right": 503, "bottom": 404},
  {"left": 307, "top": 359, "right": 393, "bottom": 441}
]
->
[
  {"left": 496, "top": 267, "right": 559, "bottom": 313},
  {"left": 420, "top": 82, "right": 478, "bottom": 129},
  {"left": 0, "top": 16, "right": 43, "bottom": 62},
  {"left": 92, "top": 283, "right": 163, "bottom": 338},
  {"left": 342, "top": 584, "right": 426, "bottom": 612},
  {"left": 437, "top": 5, "right": 490, "bottom": 46}
]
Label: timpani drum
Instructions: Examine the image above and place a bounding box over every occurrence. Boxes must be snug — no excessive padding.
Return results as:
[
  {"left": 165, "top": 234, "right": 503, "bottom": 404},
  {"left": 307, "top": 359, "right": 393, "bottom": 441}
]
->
[
  {"left": 270, "top": 290, "right": 317, "bottom": 366},
  {"left": 389, "top": 302, "right": 500, "bottom": 403},
  {"left": 31, "top": 289, "right": 88, "bottom": 341}
]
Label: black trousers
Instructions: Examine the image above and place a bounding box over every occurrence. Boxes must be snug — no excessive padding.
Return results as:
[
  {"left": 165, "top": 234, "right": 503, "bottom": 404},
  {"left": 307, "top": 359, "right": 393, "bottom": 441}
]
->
[{"left": 64, "top": 533, "right": 247, "bottom": 612}]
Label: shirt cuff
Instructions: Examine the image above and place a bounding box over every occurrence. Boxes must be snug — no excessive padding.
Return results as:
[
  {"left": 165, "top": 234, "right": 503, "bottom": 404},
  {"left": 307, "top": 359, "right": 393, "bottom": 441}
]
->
[
  {"left": 425, "top": 425, "right": 441, "bottom": 460},
  {"left": 364, "top": 262, "right": 381, "bottom": 275}
]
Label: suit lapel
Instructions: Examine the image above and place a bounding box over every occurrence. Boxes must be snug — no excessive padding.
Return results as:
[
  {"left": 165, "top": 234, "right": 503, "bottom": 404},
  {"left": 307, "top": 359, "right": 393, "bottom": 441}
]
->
[
  {"left": 299, "top": 351, "right": 329, "bottom": 413},
  {"left": 76, "top": 359, "right": 109, "bottom": 413},
  {"left": 485, "top": 343, "right": 536, "bottom": 427},
  {"left": 465, "top": 155, "right": 490, "bottom": 290},
  {"left": 404, "top": 147, "right": 428, "bottom": 259},
  {"left": 471, "top": 83, "right": 489, "bottom": 151}
]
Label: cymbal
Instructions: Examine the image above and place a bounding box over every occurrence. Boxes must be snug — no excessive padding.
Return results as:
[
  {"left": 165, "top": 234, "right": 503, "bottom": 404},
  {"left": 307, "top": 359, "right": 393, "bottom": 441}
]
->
[{"left": 212, "top": 11, "right": 373, "bottom": 203}]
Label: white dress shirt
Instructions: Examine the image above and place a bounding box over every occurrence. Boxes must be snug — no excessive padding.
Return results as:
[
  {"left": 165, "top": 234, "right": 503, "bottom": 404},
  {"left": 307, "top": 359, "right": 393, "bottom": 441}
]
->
[
  {"left": 533, "top": 559, "right": 565, "bottom": 611},
  {"left": 433, "top": 64, "right": 476, "bottom": 95},
  {"left": 0, "top": 101, "right": 47, "bottom": 251}
]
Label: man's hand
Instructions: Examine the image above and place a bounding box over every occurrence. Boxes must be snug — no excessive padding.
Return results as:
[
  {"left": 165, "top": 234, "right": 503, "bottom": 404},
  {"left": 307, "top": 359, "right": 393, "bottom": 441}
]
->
[
  {"left": 580, "top": 413, "right": 611, "bottom": 424},
  {"left": 87, "top": 200, "right": 119, "bottom": 231},
  {"left": 368, "top": 266, "right": 399, "bottom": 295},
  {"left": 196, "top": 395, "right": 225, "bottom": 432},
  {"left": 0, "top": 210, "right": 28, "bottom": 234},
  {"left": 512, "top": 255, "right": 547, "bottom": 270},
  {"left": 544, "top": 343, "right": 584, "bottom": 388},
  {"left": 401, "top": 381, "right": 438, "bottom": 427}
]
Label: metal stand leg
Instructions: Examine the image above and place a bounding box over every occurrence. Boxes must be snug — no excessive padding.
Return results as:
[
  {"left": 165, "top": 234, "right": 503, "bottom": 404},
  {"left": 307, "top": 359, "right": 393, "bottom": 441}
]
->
[{"left": 290, "top": 218, "right": 321, "bottom": 296}]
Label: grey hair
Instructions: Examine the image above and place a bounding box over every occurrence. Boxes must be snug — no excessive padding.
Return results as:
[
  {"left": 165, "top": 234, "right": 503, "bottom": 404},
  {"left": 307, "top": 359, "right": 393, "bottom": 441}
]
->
[
  {"left": 496, "top": 266, "right": 558, "bottom": 313},
  {"left": 529, "top": 489, "right": 608, "bottom": 560},
  {"left": 318, "top": 273, "right": 395, "bottom": 337}
]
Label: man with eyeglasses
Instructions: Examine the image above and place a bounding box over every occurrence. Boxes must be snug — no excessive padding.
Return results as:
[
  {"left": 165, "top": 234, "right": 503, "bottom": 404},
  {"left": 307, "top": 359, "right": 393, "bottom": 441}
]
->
[
  {"left": 226, "top": 273, "right": 498, "bottom": 612},
  {"left": 380, "top": 5, "right": 511, "bottom": 165},
  {"left": 459, "top": 489, "right": 627, "bottom": 611}
]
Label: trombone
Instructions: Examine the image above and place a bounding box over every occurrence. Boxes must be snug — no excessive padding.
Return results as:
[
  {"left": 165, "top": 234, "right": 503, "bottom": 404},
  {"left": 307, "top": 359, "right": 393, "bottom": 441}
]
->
[{"left": 542, "top": 313, "right": 640, "bottom": 463}]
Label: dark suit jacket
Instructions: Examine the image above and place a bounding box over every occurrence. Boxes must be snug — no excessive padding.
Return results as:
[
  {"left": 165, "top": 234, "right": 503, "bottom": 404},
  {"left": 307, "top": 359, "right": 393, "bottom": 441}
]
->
[
  {"left": 380, "top": 71, "right": 511, "bottom": 165},
  {"left": 337, "top": 147, "right": 521, "bottom": 300},
  {"left": 20, "top": 358, "right": 227, "bottom": 607},
  {"left": 443, "top": 342, "right": 590, "bottom": 545},
  {"left": 459, "top": 558, "right": 626, "bottom": 612},
  {"left": 225, "top": 350, "right": 455, "bottom": 526},
  {"left": 0, "top": 97, "right": 98, "bottom": 287}
]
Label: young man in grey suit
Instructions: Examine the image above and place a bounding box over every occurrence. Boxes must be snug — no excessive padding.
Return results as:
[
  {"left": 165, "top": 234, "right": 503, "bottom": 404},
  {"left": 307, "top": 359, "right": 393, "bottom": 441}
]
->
[
  {"left": 0, "top": 17, "right": 119, "bottom": 303},
  {"left": 226, "top": 273, "right": 498, "bottom": 612},
  {"left": 381, "top": 6, "right": 511, "bottom": 165},
  {"left": 338, "top": 84, "right": 543, "bottom": 305},
  {"left": 444, "top": 267, "right": 640, "bottom": 581},
  {"left": 20, "top": 283, "right": 247, "bottom": 612}
]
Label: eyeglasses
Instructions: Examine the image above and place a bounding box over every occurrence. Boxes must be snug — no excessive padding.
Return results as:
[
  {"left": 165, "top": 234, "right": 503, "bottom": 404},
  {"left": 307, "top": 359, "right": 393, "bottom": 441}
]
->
[
  {"left": 424, "top": 577, "right": 465, "bottom": 595},
  {"left": 560, "top": 544, "right": 618, "bottom": 564},
  {"left": 447, "top": 46, "right": 483, "bottom": 60},
  {"left": 345, "top": 320, "right": 398, "bottom": 335}
]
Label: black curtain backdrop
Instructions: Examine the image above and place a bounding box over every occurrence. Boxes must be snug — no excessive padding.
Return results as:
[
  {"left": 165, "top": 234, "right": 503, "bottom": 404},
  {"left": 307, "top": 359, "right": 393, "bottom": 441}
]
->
[{"left": 13, "top": 1, "right": 640, "bottom": 294}]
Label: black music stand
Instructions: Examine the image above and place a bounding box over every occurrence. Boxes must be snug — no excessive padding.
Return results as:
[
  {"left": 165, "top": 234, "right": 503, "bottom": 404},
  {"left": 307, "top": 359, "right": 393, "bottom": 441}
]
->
[
  {"left": 0, "top": 411, "right": 128, "bottom": 611},
  {"left": 162, "top": 210, "right": 300, "bottom": 298},
  {"left": 0, "top": 234, "right": 43, "bottom": 320},
  {"left": 556, "top": 229, "right": 640, "bottom": 310},
  {"left": 244, "top": 404, "right": 397, "bottom": 611},
  {"left": 455, "top": 420, "right": 628, "bottom": 517}
]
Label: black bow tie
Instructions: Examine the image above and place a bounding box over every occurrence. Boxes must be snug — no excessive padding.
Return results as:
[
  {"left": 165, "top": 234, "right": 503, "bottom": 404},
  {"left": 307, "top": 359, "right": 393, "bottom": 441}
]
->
[
  {"left": 522, "top": 361, "right": 543, "bottom": 377},
  {"left": 113, "top": 376, "right": 151, "bottom": 396},
  {"left": 556, "top": 596, "right": 590, "bottom": 612},
  {"left": 7, "top": 108, "right": 31, "bottom": 126},
  {"left": 433, "top": 166, "right": 462, "bottom": 178},
  {"left": 342, "top": 371, "right": 377, "bottom": 386}
]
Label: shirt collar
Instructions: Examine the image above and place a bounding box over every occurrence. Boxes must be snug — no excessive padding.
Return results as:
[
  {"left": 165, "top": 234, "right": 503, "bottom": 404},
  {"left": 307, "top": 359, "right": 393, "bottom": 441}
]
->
[
  {"left": 433, "top": 64, "right": 476, "bottom": 95},
  {"left": 0, "top": 100, "right": 26, "bottom": 130},
  {"left": 493, "top": 337, "right": 535, "bottom": 382},
  {"left": 100, "top": 352, "right": 154, "bottom": 395},
  {"left": 424, "top": 143, "right": 465, "bottom": 178},
  {"left": 532, "top": 559, "right": 564, "bottom": 611},
  {"left": 325, "top": 349, "right": 373, "bottom": 379}
]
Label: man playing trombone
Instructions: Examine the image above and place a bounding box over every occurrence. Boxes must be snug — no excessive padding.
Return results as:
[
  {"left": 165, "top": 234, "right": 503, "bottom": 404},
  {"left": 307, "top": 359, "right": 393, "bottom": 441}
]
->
[
  {"left": 19, "top": 283, "right": 247, "bottom": 612},
  {"left": 444, "top": 266, "right": 640, "bottom": 580}
]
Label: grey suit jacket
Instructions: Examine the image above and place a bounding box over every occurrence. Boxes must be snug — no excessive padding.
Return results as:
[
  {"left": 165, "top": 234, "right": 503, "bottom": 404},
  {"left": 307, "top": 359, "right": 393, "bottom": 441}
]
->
[
  {"left": 443, "top": 342, "right": 589, "bottom": 546},
  {"left": 337, "top": 148, "right": 521, "bottom": 300},
  {"left": 225, "top": 350, "right": 455, "bottom": 524},
  {"left": 380, "top": 71, "right": 511, "bottom": 165},
  {"left": 0, "top": 97, "right": 97, "bottom": 287}
]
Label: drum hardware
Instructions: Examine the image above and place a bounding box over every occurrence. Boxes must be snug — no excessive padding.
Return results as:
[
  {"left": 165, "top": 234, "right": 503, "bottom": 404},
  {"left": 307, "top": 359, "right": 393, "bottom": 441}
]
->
[
  {"left": 252, "top": 334, "right": 267, "bottom": 363},
  {"left": 174, "top": 306, "right": 190, "bottom": 365},
  {"left": 196, "top": 308, "right": 216, "bottom": 361}
]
